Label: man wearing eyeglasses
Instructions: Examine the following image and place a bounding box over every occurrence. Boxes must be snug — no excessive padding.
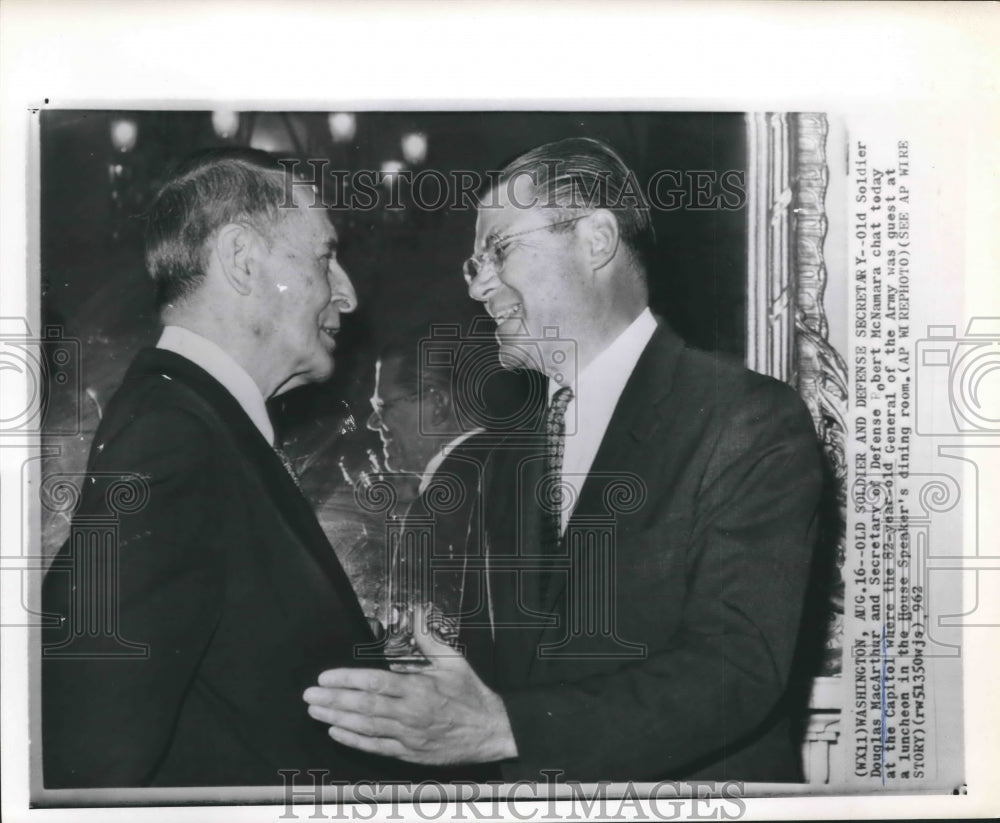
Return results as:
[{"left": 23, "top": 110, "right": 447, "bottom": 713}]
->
[
  {"left": 367, "top": 333, "right": 485, "bottom": 487},
  {"left": 305, "top": 137, "right": 823, "bottom": 782}
]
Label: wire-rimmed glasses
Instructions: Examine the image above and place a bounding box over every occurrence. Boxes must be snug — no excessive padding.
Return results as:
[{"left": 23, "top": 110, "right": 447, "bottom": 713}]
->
[{"left": 461, "top": 215, "right": 586, "bottom": 285}]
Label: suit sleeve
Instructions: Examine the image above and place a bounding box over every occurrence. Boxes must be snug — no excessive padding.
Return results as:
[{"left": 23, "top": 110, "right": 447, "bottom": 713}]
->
[
  {"left": 499, "top": 382, "right": 823, "bottom": 780},
  {"left": 42, "top": 408, "right": 226, "bottom": 787}
]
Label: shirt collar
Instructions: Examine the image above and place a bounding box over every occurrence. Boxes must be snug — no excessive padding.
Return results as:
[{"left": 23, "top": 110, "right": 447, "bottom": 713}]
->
[
  {"left": 156, "top": 325, "right": 275, "bottom": 446},
  {"left": 418, "top": 428, "right": 486, "bottom": 495},
  {"left": 548, "top": 307, "right": 658, "bottom": 401}
]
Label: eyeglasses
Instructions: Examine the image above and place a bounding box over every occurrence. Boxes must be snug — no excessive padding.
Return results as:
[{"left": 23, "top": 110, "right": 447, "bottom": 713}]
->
[
  {"left": 462, "top": 215, "right": 585, "bottom": 285},
  {"left": 367, "top": 391, "right": 421, "bottom": 429}
]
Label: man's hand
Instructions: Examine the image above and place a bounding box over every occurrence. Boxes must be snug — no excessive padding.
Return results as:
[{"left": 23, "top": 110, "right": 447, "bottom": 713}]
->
[{"left": 303, "top": 604, "right": 518, "bottom": 765}]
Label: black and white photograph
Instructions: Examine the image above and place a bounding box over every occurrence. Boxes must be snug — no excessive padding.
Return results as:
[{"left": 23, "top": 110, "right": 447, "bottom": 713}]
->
[{"left": 1, "top": 2, "right": 996, "bottom": 821}]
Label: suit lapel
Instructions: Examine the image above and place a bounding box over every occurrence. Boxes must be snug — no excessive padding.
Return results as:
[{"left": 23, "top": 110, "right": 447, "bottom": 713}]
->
[
  {"left": 483, "top": 428, "right": 555, "bottom": 686},
  {"left": 537, "top": 322, "right": 687, "bottom": 624},
  {"left": 129, "top": 349, "right": 374, "bottom": 640}
]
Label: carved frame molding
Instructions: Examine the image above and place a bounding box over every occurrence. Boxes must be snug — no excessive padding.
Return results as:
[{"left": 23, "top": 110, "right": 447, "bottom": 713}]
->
[{"left": 745, "top": 112, "right": 849, "bottom": 783}]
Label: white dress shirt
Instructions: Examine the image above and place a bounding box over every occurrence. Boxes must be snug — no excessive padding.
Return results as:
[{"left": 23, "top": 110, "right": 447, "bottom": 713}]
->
[
  {"left": 549, "top": 307, "right": 658, "bottom": 533},
  {"left": 156, "top": 325, "right": 274, "bottom": 446}
]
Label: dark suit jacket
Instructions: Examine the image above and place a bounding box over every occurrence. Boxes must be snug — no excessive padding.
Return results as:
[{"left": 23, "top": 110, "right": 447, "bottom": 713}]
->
[
  {"left": 41, "top": 348, "right": 424, "bottom": 787},
  {"left": 405, "top": 432, "right": 498, "bottom": 660},
  {"left": 481, "top": 321, "right": 823, "bottom": 782},
  {"left": 400, "top": 436, "right": 503, "bottom": 783}
]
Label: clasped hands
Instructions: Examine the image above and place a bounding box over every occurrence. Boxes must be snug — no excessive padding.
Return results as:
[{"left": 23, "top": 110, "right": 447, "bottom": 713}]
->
[{"left": 303, "top": 604, "right": 517, "bottom": 765}]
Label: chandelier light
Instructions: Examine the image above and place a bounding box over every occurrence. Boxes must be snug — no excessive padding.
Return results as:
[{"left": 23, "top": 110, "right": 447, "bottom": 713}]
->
[
  {"left": 328, "top": 112, "right": 357, "bottom": 142},
  {"left": 401, "top": 131, "right": 427, "bottom": 165},
  {"left": 110, "top": 118, "right": 138, "bottom": 152},
  {"left": 211, "top": 110, "right": 240, "bottom": 139}
]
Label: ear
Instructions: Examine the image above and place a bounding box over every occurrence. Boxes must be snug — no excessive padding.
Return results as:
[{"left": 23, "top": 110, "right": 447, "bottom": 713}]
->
[
  {"left": 426, "top": 385, "right": 452, "bottom": 427},
  {"left": 213, "top": 222, "right": 256, "bottom": 296},
  {"left": 581, "top": 209, "right": 620, "bottom": 273}
]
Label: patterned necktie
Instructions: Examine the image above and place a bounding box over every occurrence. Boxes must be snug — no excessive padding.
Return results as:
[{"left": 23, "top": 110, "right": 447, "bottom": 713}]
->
[{"left": 543, "top": 386, "right": 574, "bottom": 551}]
